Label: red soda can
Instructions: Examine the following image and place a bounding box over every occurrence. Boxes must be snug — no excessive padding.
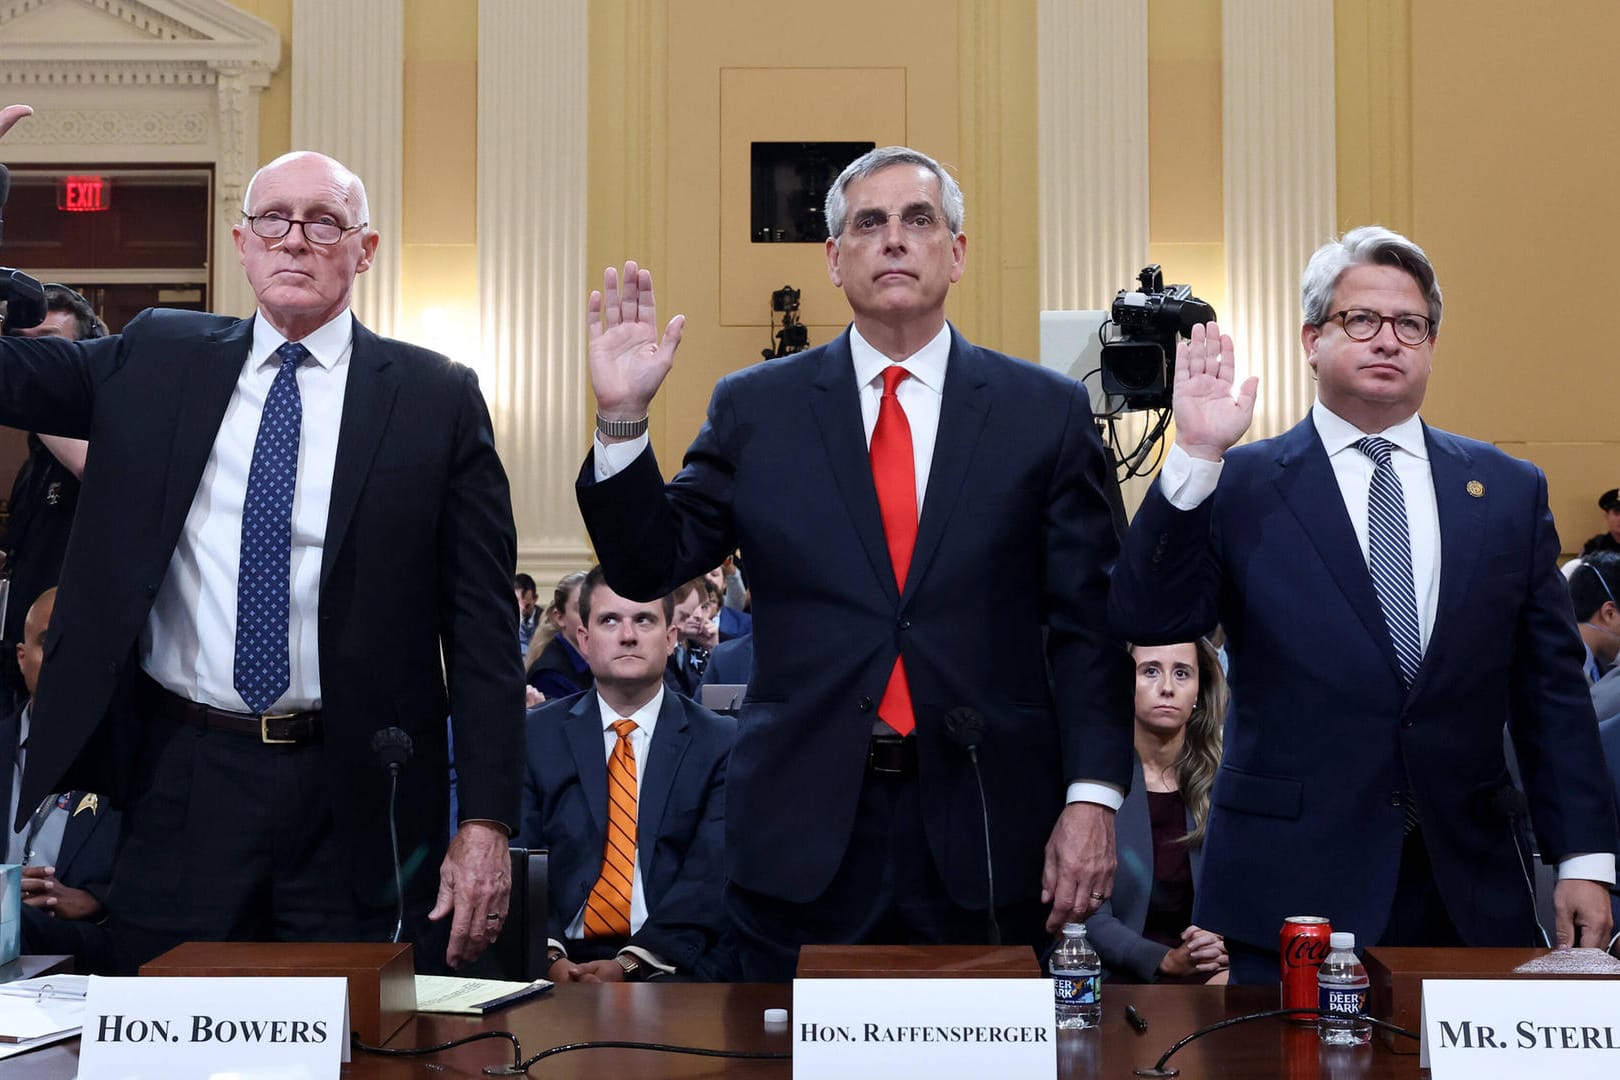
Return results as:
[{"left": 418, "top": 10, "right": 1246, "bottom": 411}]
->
[{"left": 1280, "top": 916, "right": 1332, "bottom": 1021}]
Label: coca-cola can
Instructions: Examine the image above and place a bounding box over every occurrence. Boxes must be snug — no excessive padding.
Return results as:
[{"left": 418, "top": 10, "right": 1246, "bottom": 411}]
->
[{"left": 1280, "top": 915, "right": 1332, "bottom": 1021}]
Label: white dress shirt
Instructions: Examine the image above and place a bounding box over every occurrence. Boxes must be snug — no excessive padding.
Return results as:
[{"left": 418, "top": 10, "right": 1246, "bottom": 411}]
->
[
  {"left": 593, "top": 324, "right": 1122, "bottom": 811},
  {"left": 1157, "top": 401, "right": 1614, "bottom": 884},
  {"left": 141, "top": 310, "right": 353, "bottom": 713}
]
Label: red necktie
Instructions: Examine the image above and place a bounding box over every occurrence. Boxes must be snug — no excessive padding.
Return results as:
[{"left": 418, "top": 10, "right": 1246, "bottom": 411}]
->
[{"left": 870, "top": 365, "right": 917, "bottom": 736}]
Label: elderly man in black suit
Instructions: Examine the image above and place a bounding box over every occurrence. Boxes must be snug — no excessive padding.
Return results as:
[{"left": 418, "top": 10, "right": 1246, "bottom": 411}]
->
[{"left": 0, "top": 104, "right": 522, "bottom": 972}]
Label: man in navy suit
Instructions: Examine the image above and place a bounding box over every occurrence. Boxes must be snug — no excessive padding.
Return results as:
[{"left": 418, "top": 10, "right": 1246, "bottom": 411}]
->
[
  {"left": 0, "top": 104, "right": 521, "bottom": 972},
  {"left": 1112, "top": 226, "right": 1617, "bottom": 980},
  {"left": 577, "top": 146, "right": 1133, "bottom": 979},
  {"left": 518, "top": 567, "right": 732, "bottom": 982}
]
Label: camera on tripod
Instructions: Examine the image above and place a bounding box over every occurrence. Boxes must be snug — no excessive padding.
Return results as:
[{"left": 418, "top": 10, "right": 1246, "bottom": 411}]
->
[
  {"left": 763, "top": 284, "right": 809, "bottom": 360},
  {"left": 1100, "top": 265, "right": 1216, "bottom": 410}
]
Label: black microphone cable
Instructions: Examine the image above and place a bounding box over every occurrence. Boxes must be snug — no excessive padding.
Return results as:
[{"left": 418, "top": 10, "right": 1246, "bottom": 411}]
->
[
  {"left": 1493, "top": 784, "right": 1552, "bottom": 948},
  {"left": 1130, "top": 1007, "right": 1419, "bottom": 1078},
  {"left": 944, "top": 706, "right": 1000, "bottom": 945},
  {"left": 370, "top": 726, "right": 414, "bottom": 944},
  {"left": 350, "top": 1031, "right": 791, "bottom": 1075}
]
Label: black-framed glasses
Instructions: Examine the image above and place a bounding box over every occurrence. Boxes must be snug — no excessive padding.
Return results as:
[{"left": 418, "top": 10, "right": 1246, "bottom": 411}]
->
[
  {"left": 244, "top": 212, "right": 366, "bottom": 246},
  {"left": 846, "top": 209, "right": 943, "bottom": 240},
  {"left": 1327, "top": 308, "right": 1433, "bottom": 346}
]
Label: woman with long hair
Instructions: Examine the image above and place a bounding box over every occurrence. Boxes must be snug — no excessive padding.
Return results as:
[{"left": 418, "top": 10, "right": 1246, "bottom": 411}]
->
[
  {"left": 524, "top": 569, "right": 592, "bottom": 700},
  {"left": 1084, "top": 638, "right": 1229, "bottom": 983}
]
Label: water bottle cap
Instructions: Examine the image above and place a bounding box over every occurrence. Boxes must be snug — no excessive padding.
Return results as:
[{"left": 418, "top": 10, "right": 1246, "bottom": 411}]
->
[
  {"left": 1329, "top": 931, "right": 1355, "bottom": 950},
  {"left": 1063, "top": 922, "right": 1085, "bottom": 934}
]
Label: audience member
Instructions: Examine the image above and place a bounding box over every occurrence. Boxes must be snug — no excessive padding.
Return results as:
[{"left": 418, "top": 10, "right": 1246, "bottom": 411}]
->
[
  {"left": 0, "top": 284, "right": 105, "bottom": 706},
  {"left": 0, "top": 104, "right": 521, "bottom": 973},
  {"left": 578, "top": 144, "right": 1131, "bottom": 981},
  {"left": 518, "top": 566, "right": 732, "bottom": 982},
  {"left": 698, "top": 633, "right": 754, "bottom": 691},
  {"left": 1582, "top": 489, "right": 1620, "bottom": 557},
  {"left": 1570, "top": 552, "right": 1620, "bottom": 684},
  {"left": 1085, "top": 640, "right": 1228, "bottom": 984},
  {"left": 705, "top": 567, "right": 752, "bottom": 640},
  {"left": 5, "top": 589, "right": 119, "bottom": 973},
  {"left": 665, "top": 579, "right": 714, "bottom": 697},
  {"left": 526, "top": 570, "right": 593, "bottom": 701},
  {"left": 1112, "top": 225, "right": 1617, "bottom": 983},
  {"left": 515, "top": 573, "right": 542, "bottom": 658}
]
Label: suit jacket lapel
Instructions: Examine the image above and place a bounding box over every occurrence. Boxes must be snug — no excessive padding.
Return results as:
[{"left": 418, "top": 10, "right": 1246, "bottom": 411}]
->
[
  {"left": 564, "top": 696, "right": 609, "bottom": 836},
  {"left": 808, "top": 331, "right": 896, "bottom": 595},
  {"left": 904, "top": 327, "right": 990, "bottom": 605},
  {"left": 636, "top": 692, "right": 691, "bottom": 879},
  {"left": 1418, "top": 426, "right": 1485, "bottom": 693},
  {"left": 321, "top": 321, "right": 399, "bottom": 590},
  {"left": 1271, "top": 419, "right": 1404, "bottom": 683},
  {"left": 54, "top": 791, "right": 94, "bottom": 872},
  {"left": 158, "top": 318, "right": 252, "bottom": 545}
]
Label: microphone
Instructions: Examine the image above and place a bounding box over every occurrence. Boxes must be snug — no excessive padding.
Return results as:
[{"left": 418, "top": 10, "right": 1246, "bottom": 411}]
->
[
  {"left": 1492, "top": 783, "right": 1551, "bottom": 948},
  {"left": 371, "top": 727, "right": 414, "bottom": 943},
  {"left": 943, "top": 706, "right": 1000, "bottom": 945}
]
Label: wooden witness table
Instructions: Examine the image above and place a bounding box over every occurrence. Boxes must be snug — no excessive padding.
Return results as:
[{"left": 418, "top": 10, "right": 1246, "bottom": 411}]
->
[{"left": 5, "top": 982, "right": 1424, "bottom": 1078}]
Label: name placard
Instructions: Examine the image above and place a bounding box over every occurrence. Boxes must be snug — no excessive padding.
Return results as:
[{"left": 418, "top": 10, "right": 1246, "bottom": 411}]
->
[
  {"left": 79, "top": 976, "right": 349, "bottom": 1080},
  {"left": 1422, "top": 979, "right": 1620, "bottom": 1078},
  {"left": 793, "top": 978, "right": 1055, "bottom": 1080}
]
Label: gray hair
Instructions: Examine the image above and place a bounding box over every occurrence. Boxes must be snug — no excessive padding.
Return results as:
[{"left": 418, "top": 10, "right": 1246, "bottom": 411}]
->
[
  {"left": 240, "top": 151, "right": 372, "bottom": 228},
  {"left": 1300, "top": 225, "right": 1442, "bottom": 329},
  {"left": 824, "top": 145, "right": 965, "bottom": 240}
]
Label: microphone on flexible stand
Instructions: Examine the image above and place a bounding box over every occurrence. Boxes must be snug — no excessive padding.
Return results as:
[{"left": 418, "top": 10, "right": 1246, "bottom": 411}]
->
[
  {"left": 1491, "top": 784, "right": 1552, "bottom": 948},
  {"left": 371, "top": 726, "right": 414, "bottom": 944},
  {"left": 943, "top": 706, "right": 1000, "bottom": 946},
  {"left": 0, "top": 163, "right": 48, "bottom": 332}
]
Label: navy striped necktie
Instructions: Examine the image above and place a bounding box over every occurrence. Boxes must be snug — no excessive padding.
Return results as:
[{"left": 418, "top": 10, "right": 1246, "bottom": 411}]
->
[{"left": 1356, "top": 436, "right": 1423, "bottom": 687}]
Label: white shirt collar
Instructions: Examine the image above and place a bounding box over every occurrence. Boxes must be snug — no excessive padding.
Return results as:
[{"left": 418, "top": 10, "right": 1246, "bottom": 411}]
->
[
  {"left": 250, "top": 308, "right": 354, "bottom": 373},
  {"left": 595, "top": 685, "right": 664, "bottom": 737},
  {"left": 1312, "top": 399, "right": 1429, "bottom": 461},
  {"left": 848, "top": 322, "right": 951, "bottom": 395}
]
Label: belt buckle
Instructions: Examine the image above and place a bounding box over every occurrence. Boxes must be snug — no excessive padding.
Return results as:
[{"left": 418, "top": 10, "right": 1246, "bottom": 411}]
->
[
  {"left": 868, "top": 738, "right": 902, "bottom": 775},
  {"left": 260, "top": 712, "right": 299, "bottom": 745}
]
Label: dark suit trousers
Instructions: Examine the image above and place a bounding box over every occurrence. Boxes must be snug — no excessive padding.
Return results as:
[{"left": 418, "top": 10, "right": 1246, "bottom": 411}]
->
[
  {"left": 107, "top": 702, "right": 426, "bottom": 973},
  {"left": 725, "top": 765, "right": 1046, "bottom": 981}
]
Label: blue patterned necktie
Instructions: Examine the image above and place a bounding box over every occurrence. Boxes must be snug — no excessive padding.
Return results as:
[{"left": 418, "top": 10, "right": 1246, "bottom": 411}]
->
[
  {"left": 1356, "top": 436, "right": 1423, "bottom": 687},
  {"left": 234, "top": 341, "right": 306, "bottom": 715}
]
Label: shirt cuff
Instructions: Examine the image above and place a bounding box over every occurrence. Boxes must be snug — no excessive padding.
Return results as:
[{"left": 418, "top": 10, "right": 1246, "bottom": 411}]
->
[
  {"left": 1066, "top": 781, "right": 1124, "bottom": 812},
  {"left": 1556, "top": 853, "right": 1617, "bottom": 885},
  {"left": 1159, "top": 443, "right": 1225, "bottom": 511},
  {"left": 547, "top": 938, "right": 566, "bottom": 959},
  {"left": 621, "top": 944, "right": 676, "bottom": 975},
  {"left": 593, "top": 431, "right": 649, "bottom": 481}
]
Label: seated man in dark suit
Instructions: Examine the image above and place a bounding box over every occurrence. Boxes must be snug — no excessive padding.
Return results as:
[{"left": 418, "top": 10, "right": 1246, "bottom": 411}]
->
[
  {"left": 518, "top": 566, "right": 733, "bottom": 982},
  {"left": 698, "top": 633, "right": 754, "bottom": 691},
  {"left": 3, "top": 588, "right": 120, "bottom": 972},
  {"left": 663, "top": 578, "right": 714, "bottom": 698}
]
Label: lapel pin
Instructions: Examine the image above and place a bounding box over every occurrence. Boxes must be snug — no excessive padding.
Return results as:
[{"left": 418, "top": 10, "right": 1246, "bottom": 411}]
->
[
  {"left": 1466, "top": 480, "right": 1484, "bottom": 498},
  {"left": 74, "top": 793, "right": 98, "bottom": 817}
]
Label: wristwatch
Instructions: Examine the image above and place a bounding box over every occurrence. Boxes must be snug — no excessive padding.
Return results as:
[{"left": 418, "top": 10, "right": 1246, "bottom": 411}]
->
[
  {"left": 615, "top": 952, "right": 644, "bottom": 981},
  {"left": 596, "top": 413, "right": 649, "bottom": 439},
  {"left": 546, "top": 946, "right": 566, "bottom": 967}
]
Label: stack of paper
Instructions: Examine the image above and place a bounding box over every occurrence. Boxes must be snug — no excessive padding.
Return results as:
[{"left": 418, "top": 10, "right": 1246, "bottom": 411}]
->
[{"left": 0, "top": 974, "right": 88, "bottom": 1060}]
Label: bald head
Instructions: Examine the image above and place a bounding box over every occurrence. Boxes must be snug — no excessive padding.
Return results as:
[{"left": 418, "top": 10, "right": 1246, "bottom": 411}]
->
[
  {"left": 242, "top": 151, "right": 371, "bottom": 226},
  {"left": 16, "top": 587, "right": 56, "bottom": 700}
]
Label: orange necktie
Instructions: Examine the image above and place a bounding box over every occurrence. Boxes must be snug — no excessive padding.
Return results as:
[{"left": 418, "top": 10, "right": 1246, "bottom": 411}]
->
[
  {"left": 583, "top": 718, "right": 638, "bottom": 939},
  {"left": 870, "top": 365, "right": 917, "bottom": 736}
]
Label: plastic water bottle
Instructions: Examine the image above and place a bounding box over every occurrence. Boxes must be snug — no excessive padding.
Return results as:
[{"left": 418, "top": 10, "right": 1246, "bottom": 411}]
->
[
  {"left": 1316, "top": 931, "right": 1371, "bottom": 1045},
  {"left": 1051, "top": 923, "right": 1101, "bottom": 1029}
]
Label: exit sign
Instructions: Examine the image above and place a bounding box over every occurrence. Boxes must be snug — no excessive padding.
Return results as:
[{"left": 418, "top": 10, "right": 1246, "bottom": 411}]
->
[{"left": 57, "top": 174, "right": 110, "bottom": 212}]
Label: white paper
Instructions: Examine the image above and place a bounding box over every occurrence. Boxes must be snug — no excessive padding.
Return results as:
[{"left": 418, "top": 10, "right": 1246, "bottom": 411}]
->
[{"left": 1423, "top": 978, "right": 1620, "bottom": 1080}]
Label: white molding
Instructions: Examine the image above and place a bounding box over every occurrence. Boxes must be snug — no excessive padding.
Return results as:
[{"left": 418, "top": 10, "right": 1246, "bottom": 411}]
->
[
  {"left": 1222, "top": 0, "right": 1337, "bottom": 441},
  {"left": 479, "top": 0, "right": 594, "bottom": 573},
  {"left": 0, "top": 0, "right": 281, "bottom": 318},
  {"left": 289, "top": 0, "right": 403, "bottom": 337}
]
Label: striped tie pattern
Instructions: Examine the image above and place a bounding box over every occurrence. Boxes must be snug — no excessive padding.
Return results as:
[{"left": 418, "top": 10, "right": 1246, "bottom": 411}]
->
[
  {"left": 234, "top": 341, "right": 306, "bottom": 715},
  {"left": 583, "top": 718, "right": 638, "bottom": 939},
  {"left": 870, "top": 365, "right": 917, "bottom": 736},
  {"left": 1356, "top": 436, "right": 1423, "bottom": 687}
]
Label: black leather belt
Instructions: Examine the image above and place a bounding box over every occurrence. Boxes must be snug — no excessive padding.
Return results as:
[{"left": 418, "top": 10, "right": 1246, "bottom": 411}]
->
[
  {"left": 867, "top": 734, "right": 917, "bottom": 777},
  {"left": 153, "top": 686, "right": 321, "bottom": 745}
]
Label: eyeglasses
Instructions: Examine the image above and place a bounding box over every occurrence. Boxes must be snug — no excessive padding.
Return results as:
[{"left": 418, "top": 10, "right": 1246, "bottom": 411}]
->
[
  {"left": 845, "top": 209, "right": 943, "bottom": 240},
  {"left": 244, "top": 213, "right": 366, "bottom": 246},
  {"left": 1327, "top": 308, "right": 1434, "bottom": 347}
]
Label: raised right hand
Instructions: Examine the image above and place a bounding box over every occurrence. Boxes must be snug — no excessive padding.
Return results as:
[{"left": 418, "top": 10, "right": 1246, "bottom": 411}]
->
[
  {"left": 0, "top": 104, "right": 33, "bottom": 141},
  {"left": 587, "top": 261, "right": 685, "bottom": 429},
  {"left": 1172, "top": 321, "right": 1256, "bottom": 461}
]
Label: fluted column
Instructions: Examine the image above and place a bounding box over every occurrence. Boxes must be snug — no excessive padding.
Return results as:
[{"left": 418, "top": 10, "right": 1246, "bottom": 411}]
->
[
  {"left": 290, "top": 0, "right": 404, "bottom": 337},
  {"left": 1223, "top": 0, "right": 1337, "bottom": 441},
  {"left": 1037, "top": 0, "right": 1150, "bottom": 313},
  {"left": 212, "top": 65, "right": 274, "bottom": 318},
  {"left": 479, "top": 0, "right": 593, "bottom": 580}
]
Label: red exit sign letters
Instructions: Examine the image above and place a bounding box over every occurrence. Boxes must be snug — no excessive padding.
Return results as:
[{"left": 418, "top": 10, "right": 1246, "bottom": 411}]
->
[{"left": 57, "top": 175, "right": 110, "bottom": 212}]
